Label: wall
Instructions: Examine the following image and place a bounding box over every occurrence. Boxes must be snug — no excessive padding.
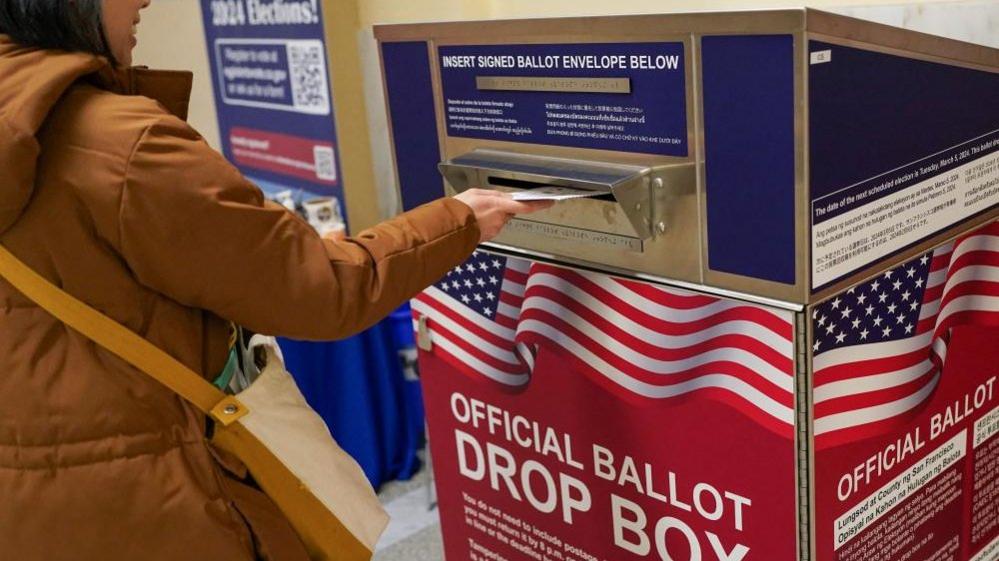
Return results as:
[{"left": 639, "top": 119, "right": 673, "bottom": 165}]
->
[
  {"left": 134, "top": 0, "right": 220, "bottom": 149},
  {"left": 136, "top": 0, "right": 998, "bottom": 219},
  {"left": 356, "top": 1, "right": 494, "bottom": 217}
]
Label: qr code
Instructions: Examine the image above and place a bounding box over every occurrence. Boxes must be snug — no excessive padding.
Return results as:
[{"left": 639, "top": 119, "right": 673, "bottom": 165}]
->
[
  {"left": 287, "top": 41, "right": 330, "bottom": 115},
  {"left": 314, "top": 145, "right": 337, "bottom": 182}
]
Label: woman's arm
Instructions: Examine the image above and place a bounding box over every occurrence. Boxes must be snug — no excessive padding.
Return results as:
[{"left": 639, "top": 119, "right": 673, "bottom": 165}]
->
[{"left": 116, "top": 115, "right": 481, "bottom": 340}]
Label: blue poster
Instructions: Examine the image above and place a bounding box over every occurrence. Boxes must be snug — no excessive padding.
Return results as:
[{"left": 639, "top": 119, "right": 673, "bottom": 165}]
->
[
  {"left": 439, "top": 43, "right": 688, "bottom": 157},
  {"left": 200, "top": 0, "right": 345, "bottom": 224}
]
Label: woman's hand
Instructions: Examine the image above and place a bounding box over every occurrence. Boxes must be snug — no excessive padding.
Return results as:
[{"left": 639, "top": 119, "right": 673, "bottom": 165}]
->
[{"left": 454, "top": 189, "right": 554, "bottom": 243}]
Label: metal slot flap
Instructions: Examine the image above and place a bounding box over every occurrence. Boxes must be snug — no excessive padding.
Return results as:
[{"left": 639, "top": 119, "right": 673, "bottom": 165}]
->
[{"left": 439, "top": 149, "right": 655, "bottom": 239}]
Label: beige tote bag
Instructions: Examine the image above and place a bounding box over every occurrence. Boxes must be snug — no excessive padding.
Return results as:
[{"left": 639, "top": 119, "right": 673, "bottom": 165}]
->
[{"left": 0, "top": 245, "right": 389, "bottom": 561}]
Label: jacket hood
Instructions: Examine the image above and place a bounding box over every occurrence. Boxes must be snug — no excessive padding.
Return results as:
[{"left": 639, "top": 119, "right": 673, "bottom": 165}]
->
[{"left": 0, "top": 36, "right": 107, "bottom": 234}]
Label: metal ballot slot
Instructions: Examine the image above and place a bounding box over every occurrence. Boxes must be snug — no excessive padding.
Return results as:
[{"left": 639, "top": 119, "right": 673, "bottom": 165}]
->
[
  {"left": 440, "top": 149, "right": 695, "bottom": 242},
  {"left": 441, "top": 149, "right": 698, "bottom": 276}
]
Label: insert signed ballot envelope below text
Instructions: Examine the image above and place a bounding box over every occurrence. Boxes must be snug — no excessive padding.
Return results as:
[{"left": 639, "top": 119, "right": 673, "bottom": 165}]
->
[{"left": 509, "top": 186, "right": 603, "bottom": 201}]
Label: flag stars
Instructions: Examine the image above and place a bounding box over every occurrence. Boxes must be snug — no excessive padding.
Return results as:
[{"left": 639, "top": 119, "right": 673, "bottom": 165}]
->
[
  {"left": 920, "top": 255, "right": 930, "bottom": 265},
  {"left": 440, "top": 254, "right": 506, "bottom": 320},
  {"left": 810, "top": 256, "right": 934, "bottom": 355},
  {"left": 492, "top": 259, "right": 503, "bottom": 269}
]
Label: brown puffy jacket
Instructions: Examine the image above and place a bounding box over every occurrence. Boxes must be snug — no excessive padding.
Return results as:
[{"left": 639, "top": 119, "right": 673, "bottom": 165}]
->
[{"left": 0, "top": 36, "right": 478, "bottom": 560}]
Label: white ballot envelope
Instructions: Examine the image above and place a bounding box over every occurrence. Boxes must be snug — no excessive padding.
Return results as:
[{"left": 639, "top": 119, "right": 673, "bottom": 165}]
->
[{"left": 510, "top": 186, "right": 603, "bottom": 201}]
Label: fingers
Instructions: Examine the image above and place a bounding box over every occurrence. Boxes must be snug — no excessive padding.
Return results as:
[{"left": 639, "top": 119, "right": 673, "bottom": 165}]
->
[
  {"left": 465, "top": 188, "right": 510, "bottom": 199},
  {"left": 494, "top": 197, "right": 555, "bottom": 215},
  {"left": 453, "top": 189, "right": 555, "bottom": 241}
]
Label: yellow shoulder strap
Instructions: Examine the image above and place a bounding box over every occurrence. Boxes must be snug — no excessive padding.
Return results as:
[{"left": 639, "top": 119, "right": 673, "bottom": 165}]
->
[{"left": 0, "top": 245, "right": 247, "bottom": 426}]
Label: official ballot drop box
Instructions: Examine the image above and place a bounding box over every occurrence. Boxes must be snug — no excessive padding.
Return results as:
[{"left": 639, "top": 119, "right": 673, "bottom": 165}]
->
[{"left": 375, "top": 10, "right": 999, "bottom": 561}]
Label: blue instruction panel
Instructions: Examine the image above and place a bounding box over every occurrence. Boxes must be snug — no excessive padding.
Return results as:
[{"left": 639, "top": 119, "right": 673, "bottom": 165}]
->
[
  {"left": 809, "top": 41, "right": 999, "bottom": 290},
  {"left": 439, "top": 43, "right": 688, "bottom": 157}
]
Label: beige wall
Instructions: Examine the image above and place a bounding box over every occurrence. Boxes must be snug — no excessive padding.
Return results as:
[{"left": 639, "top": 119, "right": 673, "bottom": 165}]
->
[
  {"left": 136, "top": 0, "right": 998, "bottom": 219},
  {"left": 134, "top": 0, "right": 220, "bottom": 149}
]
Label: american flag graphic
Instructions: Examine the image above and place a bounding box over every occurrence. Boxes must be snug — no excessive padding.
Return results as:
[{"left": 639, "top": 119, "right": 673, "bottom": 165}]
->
[
  {"left": 411, "top": 251, "right": 533, "bottom": 387},
  {"left": 813, "top": 221, "right": 999, "bottom": 449},
  {"left": 414, "top": 252, "right": 797, "bottom": 438}
]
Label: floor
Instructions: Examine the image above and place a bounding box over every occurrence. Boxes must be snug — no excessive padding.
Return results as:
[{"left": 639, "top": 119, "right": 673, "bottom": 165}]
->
[{"left": 373, "top": 463, "right": 445, "bottom": 561}]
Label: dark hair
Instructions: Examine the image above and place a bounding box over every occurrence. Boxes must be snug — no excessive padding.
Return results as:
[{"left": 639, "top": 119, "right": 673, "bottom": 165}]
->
[{"left": 0, "top": 0, "right": 114, "bottom": 63}]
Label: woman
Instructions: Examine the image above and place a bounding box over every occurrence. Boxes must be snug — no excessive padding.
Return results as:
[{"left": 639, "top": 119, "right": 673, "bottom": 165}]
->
[{"left": 0, "top": 1, "right": 549, "bottom": 559}]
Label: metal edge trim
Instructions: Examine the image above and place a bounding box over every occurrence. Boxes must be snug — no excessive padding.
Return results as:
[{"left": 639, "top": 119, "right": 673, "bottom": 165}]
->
[
  {"left": 803, "top": 305, "right": 818, "bottom": 561},
  {"left": 795, "top": 311, "right": 812, "bottom": 561},
  {"left": 806, "top": 31, "right": 998, "bottom": 75},
  {"left": 804, "top": 8, "right": 998, "bottom": 69},
  {"left": 374, "top": 40, "right": 406, "bottom": 214},
  {"left": 373, "top": 9, "right": 806, "bottom": 42},
  {"left": 692, "top": 33, "right": 707, "bottom": 288},
  {"left": 481, "top": 242, "right": 805, "bottom": 312}
]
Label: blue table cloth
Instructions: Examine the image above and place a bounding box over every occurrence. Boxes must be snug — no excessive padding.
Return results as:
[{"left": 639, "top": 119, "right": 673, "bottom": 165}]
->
[{"left": 278, "top": 305, "right": 424, "bottom": 488}]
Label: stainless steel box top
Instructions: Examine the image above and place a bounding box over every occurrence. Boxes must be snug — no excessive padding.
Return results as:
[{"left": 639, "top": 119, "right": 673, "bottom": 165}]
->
[{"left": 376, "top": 9, "right": 999, "bottom": 306}]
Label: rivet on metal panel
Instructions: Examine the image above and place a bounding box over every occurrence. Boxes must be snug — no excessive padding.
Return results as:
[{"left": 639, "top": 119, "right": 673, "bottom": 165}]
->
[
  {"left": 656, "top": 222, "right": 667, "bottom": 234},
  {"left": 635, "top": 202, "right": 642, "bottom": 211},
  {"left": 654, "top": 177, "right": 665, "bottom": 190},
  {"left": 417, "top": 314, "right": 433, "bottom": 351}
]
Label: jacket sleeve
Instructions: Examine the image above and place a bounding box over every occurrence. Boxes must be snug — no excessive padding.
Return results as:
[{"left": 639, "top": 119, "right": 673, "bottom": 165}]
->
[{"left": 116, "top": 115, "right": 479, "bottom": 340}]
